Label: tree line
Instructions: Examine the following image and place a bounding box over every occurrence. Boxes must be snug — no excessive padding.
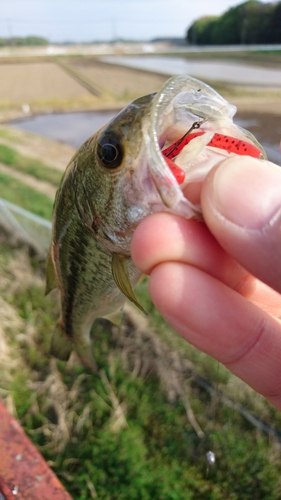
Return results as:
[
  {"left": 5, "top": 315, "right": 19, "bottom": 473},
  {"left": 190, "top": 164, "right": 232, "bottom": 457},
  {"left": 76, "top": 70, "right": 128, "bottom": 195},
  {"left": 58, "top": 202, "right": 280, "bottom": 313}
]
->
[
  {"left": 186, "top": 0, "right": 281, "bottom": 45},
  {"left": 0, "top": 36, "right": 48, "bottom": 47}
]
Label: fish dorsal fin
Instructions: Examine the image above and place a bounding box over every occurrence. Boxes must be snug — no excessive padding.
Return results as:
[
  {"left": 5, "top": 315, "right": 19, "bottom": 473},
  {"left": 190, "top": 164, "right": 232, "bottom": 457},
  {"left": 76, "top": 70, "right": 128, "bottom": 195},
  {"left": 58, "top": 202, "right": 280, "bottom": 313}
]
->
[
  {"left": 45, "top": 249, "right": 58, "bottom": 296},
  {"left": 112, "top": 253, "right": 147, "bottom": 315}
]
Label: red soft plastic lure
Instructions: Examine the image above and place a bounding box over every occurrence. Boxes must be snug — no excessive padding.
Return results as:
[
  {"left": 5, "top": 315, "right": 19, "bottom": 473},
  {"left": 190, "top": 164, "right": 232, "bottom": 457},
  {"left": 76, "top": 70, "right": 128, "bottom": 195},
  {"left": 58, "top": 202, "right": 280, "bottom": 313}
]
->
[
  {"left": 162, "top": 131, "right": 262, "bottom": 184},
  {"left": 164, "top": 157, "right": 186, "bottom": 184}
]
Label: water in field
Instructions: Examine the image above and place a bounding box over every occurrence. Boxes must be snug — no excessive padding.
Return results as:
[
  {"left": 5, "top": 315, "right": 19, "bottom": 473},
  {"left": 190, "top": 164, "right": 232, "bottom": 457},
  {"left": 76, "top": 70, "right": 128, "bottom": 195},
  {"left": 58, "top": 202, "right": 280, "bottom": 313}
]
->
[
  {"left": 101, "top": 56, "right": 281, "bottom": 88},
  {"left": 9, "top": 110, "right": 281, "bottom": 166},
  {"left": 9, "top": 110, "right": 118, "bottom": 149}
]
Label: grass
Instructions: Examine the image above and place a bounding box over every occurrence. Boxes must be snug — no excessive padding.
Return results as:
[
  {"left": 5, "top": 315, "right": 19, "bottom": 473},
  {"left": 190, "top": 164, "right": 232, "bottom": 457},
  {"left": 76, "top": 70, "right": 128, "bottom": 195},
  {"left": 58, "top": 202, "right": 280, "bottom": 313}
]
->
[
  {"left": 0, "top": 170, "right": 53, "bottom": 219},
  {"left": 0, "top": 143, "right": 63, "bottom": 186},
  {"left": 0, "top": 57, "right": 281, "bottom": 498},
  {"left": 0, "top": 127, "right": 24, "bottom": 143},
  {"left": 1, "top": 240, "right": 281, "bottom": 500}
]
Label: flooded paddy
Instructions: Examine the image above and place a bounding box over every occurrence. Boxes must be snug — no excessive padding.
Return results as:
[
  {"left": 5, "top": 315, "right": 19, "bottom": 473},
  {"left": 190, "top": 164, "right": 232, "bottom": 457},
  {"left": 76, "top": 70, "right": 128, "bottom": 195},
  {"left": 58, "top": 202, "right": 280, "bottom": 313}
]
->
[
  {"left": 101, "top": 56, "right": 281, "bottom": 89},
  {"left": 9, "top": 110, "right": 117, "bottom": 149}
]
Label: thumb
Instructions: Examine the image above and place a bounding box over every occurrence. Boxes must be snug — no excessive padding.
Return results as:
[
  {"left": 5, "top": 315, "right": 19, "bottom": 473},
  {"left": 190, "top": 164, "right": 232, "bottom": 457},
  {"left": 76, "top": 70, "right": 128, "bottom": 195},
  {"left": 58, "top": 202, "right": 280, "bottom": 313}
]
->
[{"left": 201, "top": 156, "right": 281, "bottom": 293}]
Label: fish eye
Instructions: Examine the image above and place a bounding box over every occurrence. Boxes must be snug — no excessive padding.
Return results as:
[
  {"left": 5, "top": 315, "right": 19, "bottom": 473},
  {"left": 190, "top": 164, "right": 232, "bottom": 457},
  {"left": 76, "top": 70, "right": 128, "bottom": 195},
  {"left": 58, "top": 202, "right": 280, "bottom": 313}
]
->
[{"left": 97, "top": 135, "right": 123, "bottom": 169}]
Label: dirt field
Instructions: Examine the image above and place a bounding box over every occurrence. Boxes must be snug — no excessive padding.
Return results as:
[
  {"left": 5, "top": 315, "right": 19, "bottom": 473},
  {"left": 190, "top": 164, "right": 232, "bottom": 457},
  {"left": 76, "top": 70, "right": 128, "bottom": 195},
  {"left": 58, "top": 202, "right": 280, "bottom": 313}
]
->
[
  {"left": 0, "top": 61, "right": 101, "bottom": 120},
  {"left": 0, "top": 59, "right": 168, "bottom": 120},
  {"left": 0, "top": 62, "right": 95, "bottom": 102},
  {"left": 0, "top": 56, "right": 279, "bottom": 198},
  {"left": 66, "top": 58, "right": 168, "bottom": 99},
  {"left": 0, "top": 58, "right": 280, "bottom": 122}
]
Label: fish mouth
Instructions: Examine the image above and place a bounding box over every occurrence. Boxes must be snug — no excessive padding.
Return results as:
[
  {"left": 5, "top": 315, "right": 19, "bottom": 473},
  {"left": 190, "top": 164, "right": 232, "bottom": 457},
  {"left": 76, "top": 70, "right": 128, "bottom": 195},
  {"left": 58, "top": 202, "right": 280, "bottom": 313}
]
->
[{"left": 143, "top": 75, "right": 264, "bottom": 220}]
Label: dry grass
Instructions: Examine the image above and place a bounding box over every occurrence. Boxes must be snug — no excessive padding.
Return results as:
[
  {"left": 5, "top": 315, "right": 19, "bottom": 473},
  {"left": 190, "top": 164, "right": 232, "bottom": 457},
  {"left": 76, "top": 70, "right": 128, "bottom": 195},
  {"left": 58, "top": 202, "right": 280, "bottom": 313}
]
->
[
  {"left": 27, "top": 359, "right": 94, "bottom": 453},
  {"left": 0, "top": 244, "right": 134, "bottom": 454},
  {"left": 112, "top": 303, "right": 277, "bottom": 441},
  {"left": 0, "top": 248, "right": 37, "bottom": 413},
  {"left": 0, "top": 296, "right": 23, "bottom": 405},
  {"left": 1, "top": 239, "right": 281, "bottom": 500}
]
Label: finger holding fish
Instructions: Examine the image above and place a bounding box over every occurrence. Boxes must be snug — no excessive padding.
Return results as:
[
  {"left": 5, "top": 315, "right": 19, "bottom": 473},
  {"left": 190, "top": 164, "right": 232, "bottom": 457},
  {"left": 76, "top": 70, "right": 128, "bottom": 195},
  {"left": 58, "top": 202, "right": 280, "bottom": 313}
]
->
[{"left": 132, "top": 155, "right": 281, "bottom": 409}]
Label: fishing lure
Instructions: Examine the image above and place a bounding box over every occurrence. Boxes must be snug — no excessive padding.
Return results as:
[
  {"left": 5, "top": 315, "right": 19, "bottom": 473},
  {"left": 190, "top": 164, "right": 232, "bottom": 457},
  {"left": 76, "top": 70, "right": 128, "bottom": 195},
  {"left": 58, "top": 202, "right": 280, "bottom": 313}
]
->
[{"left": 162, "top": 123, "right": 263, "bottom": 185}]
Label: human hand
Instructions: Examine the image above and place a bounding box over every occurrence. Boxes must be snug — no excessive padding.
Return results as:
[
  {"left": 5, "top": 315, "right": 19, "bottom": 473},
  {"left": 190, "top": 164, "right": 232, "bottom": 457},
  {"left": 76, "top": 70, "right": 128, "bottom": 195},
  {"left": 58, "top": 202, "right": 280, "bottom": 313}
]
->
[{"left": 131, "top": 155, "right": 281, "bottom": 410}]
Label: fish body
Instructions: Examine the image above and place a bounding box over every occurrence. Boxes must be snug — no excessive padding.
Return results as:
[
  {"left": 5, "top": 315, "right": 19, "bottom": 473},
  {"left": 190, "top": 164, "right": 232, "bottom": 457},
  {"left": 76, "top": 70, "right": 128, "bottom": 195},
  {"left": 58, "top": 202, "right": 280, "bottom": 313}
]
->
[
  {"left": 47, "top": 94, "right": 163, "bottom": 368},
  {"left": 47, "top": 75, "right": 265, "bottom": 368}
]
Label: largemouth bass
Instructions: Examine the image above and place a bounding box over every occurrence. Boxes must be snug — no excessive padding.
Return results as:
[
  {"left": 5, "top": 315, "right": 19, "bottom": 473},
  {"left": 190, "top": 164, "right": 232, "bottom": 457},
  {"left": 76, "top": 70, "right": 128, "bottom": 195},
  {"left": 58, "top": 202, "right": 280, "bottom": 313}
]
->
[{"left": 46, "top": 74, "right": 265, "bottom": 369}]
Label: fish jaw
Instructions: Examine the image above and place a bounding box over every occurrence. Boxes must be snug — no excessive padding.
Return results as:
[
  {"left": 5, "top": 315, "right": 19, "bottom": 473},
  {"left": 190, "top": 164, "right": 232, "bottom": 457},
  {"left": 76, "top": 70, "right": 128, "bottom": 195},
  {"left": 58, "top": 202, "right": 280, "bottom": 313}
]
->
[
  {"left": 143, "top": 75, "right": 265, "bottom": 218},
  {"left": 61, "top": 75, "right": 265, "bottom": 254}
]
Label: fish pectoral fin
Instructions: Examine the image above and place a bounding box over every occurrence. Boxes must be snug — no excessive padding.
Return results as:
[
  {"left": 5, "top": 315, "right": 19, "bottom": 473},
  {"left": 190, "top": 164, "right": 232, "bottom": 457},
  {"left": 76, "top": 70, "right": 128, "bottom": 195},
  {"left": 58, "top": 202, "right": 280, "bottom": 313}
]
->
[
  {"left": 112, "top": 253, "right": 147, "bottom": 315},
  {"left": 45, "top": 249, "right": 58, "bottom": 295}
]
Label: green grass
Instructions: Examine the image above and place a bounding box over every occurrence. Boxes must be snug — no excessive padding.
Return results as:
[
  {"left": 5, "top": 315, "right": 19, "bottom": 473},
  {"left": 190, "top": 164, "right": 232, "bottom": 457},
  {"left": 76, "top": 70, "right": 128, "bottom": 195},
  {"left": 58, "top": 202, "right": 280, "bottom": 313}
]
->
[
  {"left": 1, "top": 239, "right": 281, "bottom": 500},
  {"left": 0, "top": 170, "right": 53, "bottom": 219},
  {"left": 0, "top": 127, "right": 24, "bottom": 143},
  {"left": 0, "top": 143, "right": 63, "bottom": 186}
]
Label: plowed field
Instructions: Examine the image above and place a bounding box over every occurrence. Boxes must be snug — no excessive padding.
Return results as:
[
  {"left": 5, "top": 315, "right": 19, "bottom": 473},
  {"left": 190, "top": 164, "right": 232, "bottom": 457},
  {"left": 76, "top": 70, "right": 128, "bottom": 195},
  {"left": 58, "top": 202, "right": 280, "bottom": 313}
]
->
[
  {"left": 65, "top": 58, "right": 167, "bottom": 99},
  {"left": 0, "top": 62, "right": 92, "bottom": 103}
]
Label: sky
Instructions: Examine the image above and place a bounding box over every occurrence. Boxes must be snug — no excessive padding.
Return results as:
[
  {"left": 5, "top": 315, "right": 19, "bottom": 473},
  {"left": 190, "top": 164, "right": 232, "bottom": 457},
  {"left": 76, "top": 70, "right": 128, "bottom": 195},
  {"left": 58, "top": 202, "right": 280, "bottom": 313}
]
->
[{"left": 0, "top": 0, "right": 271, "bottom": 43}]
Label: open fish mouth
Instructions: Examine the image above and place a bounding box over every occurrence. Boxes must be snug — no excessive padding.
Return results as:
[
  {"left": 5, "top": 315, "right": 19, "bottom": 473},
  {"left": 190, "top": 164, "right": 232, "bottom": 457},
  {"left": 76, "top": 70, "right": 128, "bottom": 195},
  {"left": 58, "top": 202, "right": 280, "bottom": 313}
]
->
[{"left": 143, "top": 75, "right": 266, "bottom": 219}]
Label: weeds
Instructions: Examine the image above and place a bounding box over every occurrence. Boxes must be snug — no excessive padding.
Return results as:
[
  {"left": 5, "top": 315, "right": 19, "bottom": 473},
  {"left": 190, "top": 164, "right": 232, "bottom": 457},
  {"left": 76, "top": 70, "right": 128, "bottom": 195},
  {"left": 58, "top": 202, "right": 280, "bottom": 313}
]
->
[
  {"left": 1, "top": 242, "right": 281, "bottom": 499},
  {"left": 0, "top": 170, "right": 54, "bottom": 218},
  {"left": 0, "top": 61, "right": 281, "bottom": 497},
  {"left": 0, "top": 143, "right": 63, "bottom": 186}
]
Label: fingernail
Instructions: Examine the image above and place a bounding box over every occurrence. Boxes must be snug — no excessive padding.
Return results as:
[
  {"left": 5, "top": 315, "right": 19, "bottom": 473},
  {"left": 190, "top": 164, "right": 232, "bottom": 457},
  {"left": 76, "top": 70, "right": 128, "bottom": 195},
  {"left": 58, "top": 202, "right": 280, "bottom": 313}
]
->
[{"left": 213, "top": 157, "right": 281, "bottom": 229}]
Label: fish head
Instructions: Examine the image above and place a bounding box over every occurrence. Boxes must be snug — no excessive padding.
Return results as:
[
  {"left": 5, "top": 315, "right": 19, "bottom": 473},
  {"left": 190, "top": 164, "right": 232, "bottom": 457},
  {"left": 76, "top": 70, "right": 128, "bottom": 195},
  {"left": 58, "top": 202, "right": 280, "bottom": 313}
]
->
[
  {"left": 143, "top": 74, "right": 265, "bottom": 214},
  {"left": 69, "top": 92, "right": 162, "bottom": 255},
  {"left": 64, "top": 74, "right": 265, "bottom": 255}
]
